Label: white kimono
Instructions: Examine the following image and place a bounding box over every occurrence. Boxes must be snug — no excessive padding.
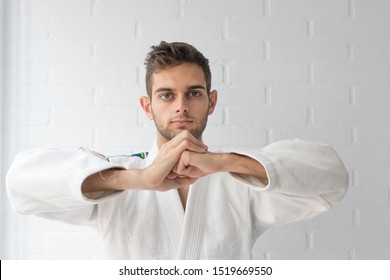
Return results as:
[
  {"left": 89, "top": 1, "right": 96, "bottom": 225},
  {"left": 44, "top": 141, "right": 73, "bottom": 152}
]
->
[{"left": 6, "top": 139, "right": 348, "bottom": 259}]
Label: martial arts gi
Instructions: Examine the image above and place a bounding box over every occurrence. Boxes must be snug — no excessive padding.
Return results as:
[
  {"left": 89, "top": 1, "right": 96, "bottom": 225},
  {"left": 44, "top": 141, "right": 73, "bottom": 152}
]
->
[{"left": 6, "top": 139, "right": 348, "bottom": 259}]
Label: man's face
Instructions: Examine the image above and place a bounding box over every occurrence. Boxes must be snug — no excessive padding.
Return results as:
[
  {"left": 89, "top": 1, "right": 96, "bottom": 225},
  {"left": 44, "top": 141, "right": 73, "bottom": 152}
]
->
[{"left": 141, "top": 63, "right": 217, "bottom": 146}]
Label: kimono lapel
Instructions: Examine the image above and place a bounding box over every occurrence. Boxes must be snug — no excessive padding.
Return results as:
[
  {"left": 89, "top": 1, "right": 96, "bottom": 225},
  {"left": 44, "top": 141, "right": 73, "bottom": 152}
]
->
[
  {"left": 176, "top": 176, "right": 210, "bottom": 259},
  {"left": 144, "top": 141, "right": 184, "bottom": 254},
  {"left": 155, "top": 189, "right": 185, "bottom": 256}
]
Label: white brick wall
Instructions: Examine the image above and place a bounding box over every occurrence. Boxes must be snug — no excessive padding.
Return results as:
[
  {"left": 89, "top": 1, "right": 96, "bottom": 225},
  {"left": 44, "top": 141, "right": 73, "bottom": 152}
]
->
[{"left": 1, "top": 0, "right": 389, "bottom": 260}]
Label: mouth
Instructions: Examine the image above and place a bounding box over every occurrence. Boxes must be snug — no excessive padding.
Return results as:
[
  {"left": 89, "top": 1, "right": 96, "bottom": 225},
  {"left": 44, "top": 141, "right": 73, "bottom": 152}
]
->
[{"left": 171, "top": 119, "right": 193, "bottom": 126}]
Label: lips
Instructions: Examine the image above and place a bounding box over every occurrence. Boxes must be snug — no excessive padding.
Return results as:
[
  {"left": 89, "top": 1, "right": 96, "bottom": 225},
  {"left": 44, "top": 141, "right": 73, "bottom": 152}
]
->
[{"left": 171, "top": 119, "right": 193, "bottom": 126}]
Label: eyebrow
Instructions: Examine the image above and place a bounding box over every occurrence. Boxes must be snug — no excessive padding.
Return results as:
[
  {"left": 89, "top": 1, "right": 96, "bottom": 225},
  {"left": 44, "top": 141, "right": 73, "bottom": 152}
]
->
[
  {"left": 154, "top": 87, "right": 174, "bottom": 94},
  {"left": 153, "top": 85, "right": 206, "bottom": 95},
  {"left": 187, "top": 85, "right": 206, "bottom": 91}
]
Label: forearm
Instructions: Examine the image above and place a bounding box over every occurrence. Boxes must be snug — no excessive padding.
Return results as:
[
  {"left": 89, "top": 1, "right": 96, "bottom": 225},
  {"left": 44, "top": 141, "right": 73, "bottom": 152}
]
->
[
  {"left": 82, "top": 165, "right": 197, "bottom": 194},
  {"left": 81, "top": 168, "right": 144, "bottom": 193},
  {"left": 219, "top": 153, "right": 268, "bottom": 182}
]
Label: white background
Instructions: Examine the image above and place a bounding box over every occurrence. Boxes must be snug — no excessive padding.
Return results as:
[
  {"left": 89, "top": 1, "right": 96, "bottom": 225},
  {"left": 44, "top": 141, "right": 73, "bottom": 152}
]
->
[{"left": 1, "top": 0, "right": 389, "bottom": 259}]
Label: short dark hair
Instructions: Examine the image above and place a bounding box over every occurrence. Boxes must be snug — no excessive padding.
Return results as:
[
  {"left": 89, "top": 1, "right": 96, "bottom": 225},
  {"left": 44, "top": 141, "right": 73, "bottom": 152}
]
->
[{"left": 144, "top": 41, "right": 211, "bottom": 97}]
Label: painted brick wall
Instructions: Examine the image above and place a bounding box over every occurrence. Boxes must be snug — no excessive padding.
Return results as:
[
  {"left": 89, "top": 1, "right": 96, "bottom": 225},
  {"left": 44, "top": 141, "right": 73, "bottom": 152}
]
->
[{"left": 2, "top": 0, "right": 389, "bottom": 259}]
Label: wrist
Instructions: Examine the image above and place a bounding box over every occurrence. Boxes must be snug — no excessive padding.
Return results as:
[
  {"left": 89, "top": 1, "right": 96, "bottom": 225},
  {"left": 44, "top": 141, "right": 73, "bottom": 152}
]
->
[
  {"left": 137, "top": 167, "right": 159, "bottom": 190},
  {"left": 223, "top": 152, "right": 268, "bottom": 180},
  {"left": 215, "top": 153, "right": 233, "bottom": 173}
]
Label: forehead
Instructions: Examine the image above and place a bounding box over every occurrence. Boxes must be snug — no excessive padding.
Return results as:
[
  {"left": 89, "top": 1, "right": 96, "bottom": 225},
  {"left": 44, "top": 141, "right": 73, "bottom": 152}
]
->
[{"left": 151, "top": 63, "right": 206, "bottom": 91}]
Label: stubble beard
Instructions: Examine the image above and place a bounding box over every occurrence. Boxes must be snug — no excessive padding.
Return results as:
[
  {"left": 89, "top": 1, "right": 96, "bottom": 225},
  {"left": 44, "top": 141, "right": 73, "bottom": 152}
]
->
[{"left": 153, "top": 112, "right": 208, "bottom": 142}]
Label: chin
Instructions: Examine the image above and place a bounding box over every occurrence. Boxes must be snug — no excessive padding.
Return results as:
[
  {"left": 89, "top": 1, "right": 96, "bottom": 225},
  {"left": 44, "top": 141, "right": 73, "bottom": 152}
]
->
[{"left": 158, "top": 125, "right": 204, "bottom": 141}]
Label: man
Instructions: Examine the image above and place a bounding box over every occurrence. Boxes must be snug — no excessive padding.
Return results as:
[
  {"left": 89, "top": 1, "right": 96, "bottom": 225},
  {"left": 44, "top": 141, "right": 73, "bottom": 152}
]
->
[{"left": 6, "top": 41, "right": 348, "bottom": 259}]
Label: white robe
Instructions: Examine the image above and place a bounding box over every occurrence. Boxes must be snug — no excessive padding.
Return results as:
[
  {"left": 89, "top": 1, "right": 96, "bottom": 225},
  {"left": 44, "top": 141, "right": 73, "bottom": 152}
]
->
[{"left": 6, "top": 139, "right": 349, "bottom": 259}]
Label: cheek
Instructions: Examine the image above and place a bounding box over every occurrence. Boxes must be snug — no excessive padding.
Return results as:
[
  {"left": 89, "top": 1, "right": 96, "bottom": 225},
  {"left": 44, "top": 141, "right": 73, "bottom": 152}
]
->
[
  {"left": 152, "top": 101, "right": 172, "bottom": 116},
  {"left": 151, "top": 105, "right": 167, "bottom": 123}
]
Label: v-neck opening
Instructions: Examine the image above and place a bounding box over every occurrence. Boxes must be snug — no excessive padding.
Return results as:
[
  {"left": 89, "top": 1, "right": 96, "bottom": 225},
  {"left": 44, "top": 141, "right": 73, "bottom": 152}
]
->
[
  {"left": 177, "top": 185, "right": 190, "bottom": 212},
  {"left": 144, "top": 140, "right": 209, "bottom": 259}
]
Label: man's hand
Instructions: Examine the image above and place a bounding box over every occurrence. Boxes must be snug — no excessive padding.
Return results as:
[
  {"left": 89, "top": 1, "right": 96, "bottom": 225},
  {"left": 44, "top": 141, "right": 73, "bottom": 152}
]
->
[
  {"left": 140, "top": 131, "right": 208, "bottom": 191},
  {"left": 82, "top": 131, "right": 207, "bottom": 194},
  {"left": 170, "top": 151, "right": 223, "bottom": 179},
  {"left": 82, "top": 130, "right": 267, "bottom": 194},
  {"left": 171, "top": 150, "right": 268, "bottom": 183}
]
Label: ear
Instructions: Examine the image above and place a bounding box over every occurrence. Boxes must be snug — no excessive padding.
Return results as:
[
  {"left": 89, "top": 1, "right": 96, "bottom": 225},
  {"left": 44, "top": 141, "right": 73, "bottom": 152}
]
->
[
  {"left": 207, "top": 90, "right": 218, "bottom": 115},
  {"left": 140, "top": 96, "right": 154, "bottom": 120}
]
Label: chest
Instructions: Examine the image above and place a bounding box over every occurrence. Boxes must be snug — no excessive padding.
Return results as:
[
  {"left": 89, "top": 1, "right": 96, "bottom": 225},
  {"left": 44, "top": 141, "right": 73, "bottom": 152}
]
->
[
  {"left": 98, "top": 175, "right": 251, "bottom": 259},
  {"left": 177, "top": 185, "right": 190, "bottom": 210}
]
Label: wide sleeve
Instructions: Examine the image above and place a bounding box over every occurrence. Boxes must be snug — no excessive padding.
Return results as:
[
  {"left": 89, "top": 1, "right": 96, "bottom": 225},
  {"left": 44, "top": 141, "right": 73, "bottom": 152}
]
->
[
  {"left": 5, "top": 147, "right": 126, "bottom": 226},
  {"left": 229, "top": 139, "right": 349, "bottom": 227}
]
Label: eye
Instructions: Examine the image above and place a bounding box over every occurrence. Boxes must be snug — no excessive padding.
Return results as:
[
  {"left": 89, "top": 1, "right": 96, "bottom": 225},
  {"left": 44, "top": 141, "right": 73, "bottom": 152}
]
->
[
  {"left": 160, "top": 93, "right": 173, "bottom": 100},
  {"left": 188, "top": 91, "right": 201, "bottom": 97}
]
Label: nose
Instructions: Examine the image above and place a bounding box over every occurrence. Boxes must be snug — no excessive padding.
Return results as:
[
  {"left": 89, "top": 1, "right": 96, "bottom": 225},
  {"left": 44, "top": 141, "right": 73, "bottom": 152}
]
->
[{"left": 175, "top": 95, "right": 189, "bottom": 113}]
